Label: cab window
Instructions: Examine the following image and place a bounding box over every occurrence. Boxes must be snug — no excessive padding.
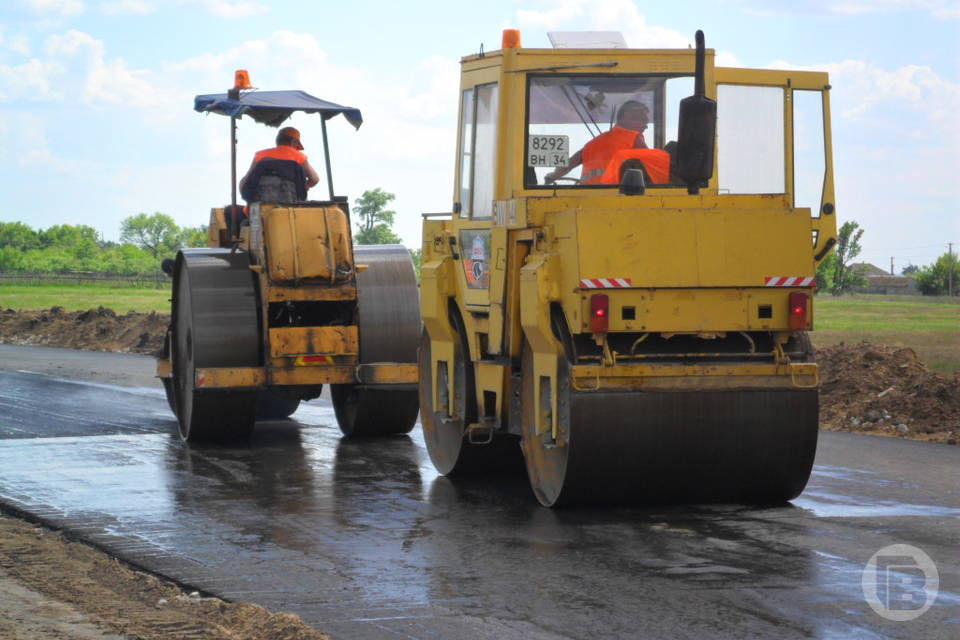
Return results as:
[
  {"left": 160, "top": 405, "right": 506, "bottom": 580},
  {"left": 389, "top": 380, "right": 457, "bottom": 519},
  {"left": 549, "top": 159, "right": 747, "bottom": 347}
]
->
[
  {"left": 525, "top": 74, "right": 692, "bottom": 188},
  {"left": 458, "top": 83, "right": 499, "bottom": 218}
]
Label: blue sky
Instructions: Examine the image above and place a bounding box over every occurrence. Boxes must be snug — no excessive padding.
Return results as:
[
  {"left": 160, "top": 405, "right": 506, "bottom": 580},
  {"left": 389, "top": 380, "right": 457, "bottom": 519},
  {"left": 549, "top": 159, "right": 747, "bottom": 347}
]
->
[{"left": 1, "top": 0, "right": 957, "bottom": 272}]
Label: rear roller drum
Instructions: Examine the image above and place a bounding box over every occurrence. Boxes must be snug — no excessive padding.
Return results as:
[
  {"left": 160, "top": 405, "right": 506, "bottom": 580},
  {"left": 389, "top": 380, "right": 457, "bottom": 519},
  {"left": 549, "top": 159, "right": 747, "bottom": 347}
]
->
[
  {"left": 171, "top": 249, "right": 260, "bottom": 443},
  {"left": 519, "top": 341, "right": 819, "bottom": 507},
  {"left": 332, "top": 385, "right": 418, "bottom": 437}
]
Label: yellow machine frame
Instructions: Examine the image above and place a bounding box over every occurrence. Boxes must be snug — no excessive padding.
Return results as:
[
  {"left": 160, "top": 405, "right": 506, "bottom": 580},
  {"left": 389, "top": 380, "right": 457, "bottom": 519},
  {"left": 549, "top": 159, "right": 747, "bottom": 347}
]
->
[
  {"left": 158, "top": 203, "right": 416, "bottom": 391},
  {"left": 421, "top": 44, "right": 836, "bottom": 441}
]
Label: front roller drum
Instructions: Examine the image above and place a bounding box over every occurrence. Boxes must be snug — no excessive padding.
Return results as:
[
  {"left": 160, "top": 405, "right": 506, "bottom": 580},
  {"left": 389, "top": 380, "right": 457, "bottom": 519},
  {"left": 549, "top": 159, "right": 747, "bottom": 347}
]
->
[
  {"left": 171, "top": 249, "right": 261, "bottom": 443},
  {"left": 420, "top": 318, "right": 522, "bottom": 475},
  {"left": 520, "top": 343, "right": 819, "bottom": 507},
  {"left": 332, "top": 245, "right": 420, "bottom": 437}
]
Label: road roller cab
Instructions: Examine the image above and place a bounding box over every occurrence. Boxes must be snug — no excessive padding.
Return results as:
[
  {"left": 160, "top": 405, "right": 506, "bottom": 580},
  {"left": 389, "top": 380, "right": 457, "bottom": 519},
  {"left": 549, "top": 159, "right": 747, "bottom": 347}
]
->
[
  {"left": 156, "top": 76, "right": 421, "bottom": 443},
  {"left": 419, "top": 30, "right": 837, "bottom": 506}
]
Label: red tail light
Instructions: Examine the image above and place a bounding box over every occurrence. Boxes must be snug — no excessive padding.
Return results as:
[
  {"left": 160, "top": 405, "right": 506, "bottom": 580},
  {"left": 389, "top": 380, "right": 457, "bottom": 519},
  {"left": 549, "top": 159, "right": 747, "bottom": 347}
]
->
[
  {"left": 591, "top": 293, "right": 609, "bottom": 333},
  {"left": 788, "top": 292, "right": 808, "bottom": 330}
]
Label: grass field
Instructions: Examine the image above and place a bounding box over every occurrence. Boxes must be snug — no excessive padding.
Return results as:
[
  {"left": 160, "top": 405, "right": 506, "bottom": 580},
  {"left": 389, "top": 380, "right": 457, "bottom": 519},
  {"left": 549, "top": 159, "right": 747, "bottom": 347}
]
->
[
  {"left": 1, "top": 285, "right": 957, "bottom": 372},
  {"left": 812, "top": 295, "right": 959, "bottom": 373},
  {"left": 0, "top": 283, "right": 170, "bottom": 314}
]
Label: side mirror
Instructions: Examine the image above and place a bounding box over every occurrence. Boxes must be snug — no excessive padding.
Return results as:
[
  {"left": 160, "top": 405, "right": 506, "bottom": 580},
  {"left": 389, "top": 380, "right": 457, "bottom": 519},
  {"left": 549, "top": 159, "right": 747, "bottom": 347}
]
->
[{"left": 676, "top": 30, "right": 717, "bottom": 195}]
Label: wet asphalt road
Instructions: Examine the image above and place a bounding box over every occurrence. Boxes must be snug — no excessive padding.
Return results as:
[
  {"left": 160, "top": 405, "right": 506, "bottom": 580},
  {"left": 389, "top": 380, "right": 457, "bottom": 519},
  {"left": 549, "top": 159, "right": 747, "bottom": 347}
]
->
[{"left": 0, "top": 346, "right": 957, "bottom": 639}]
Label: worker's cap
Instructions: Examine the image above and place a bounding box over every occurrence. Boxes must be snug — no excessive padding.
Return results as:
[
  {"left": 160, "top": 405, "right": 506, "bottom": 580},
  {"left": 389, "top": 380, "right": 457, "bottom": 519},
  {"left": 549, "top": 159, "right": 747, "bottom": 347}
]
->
[{"left": 279, "top": 126, "right": 304, "bottom": 150}]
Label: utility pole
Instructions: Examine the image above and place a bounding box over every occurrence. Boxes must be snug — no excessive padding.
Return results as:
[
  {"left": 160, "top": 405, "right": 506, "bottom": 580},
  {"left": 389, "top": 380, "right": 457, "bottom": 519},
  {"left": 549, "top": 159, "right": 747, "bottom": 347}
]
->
[
  {"left": 890, "top": 256, "right": 894, "bottom": 276},
  {"left": 950, "top": 242, "right": 954, "bottom": 297}
]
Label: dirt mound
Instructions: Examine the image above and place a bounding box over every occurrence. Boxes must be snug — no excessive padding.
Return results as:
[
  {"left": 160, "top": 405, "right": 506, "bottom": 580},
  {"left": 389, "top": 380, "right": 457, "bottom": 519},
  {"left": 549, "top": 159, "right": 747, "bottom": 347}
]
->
[
  {"left": 0, "top": 306, "right": 168, "bottom": 354},
  {"left": 818, "top": 342, "right": 960, "bottom": 444}
]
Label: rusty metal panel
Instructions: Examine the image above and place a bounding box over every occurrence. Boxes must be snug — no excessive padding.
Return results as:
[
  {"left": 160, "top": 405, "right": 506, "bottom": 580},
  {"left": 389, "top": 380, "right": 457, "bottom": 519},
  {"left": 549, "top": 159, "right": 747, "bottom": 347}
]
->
[
  {"left": 195, "top": 367, "right": 267, "bottom": 389},
  {"left": 269, "top": 366, "right": 356, "bottom": 385},
  {"left": 262, "top": 206, "right": 354, "bottom": 283},
  {"left": 266, "top": 284, "right": 357, "bottom": 302},
  {"left": 269, "top": 326, "right": 359, "bottom": 358},
  {"left": 356, "top": 364, "right": 419, "bottom": 384}
]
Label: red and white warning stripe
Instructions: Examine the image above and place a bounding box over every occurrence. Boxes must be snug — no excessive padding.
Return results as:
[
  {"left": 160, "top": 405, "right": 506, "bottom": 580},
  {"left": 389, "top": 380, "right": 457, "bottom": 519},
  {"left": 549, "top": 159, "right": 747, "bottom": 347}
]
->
[
  {"left": 580, "top": 278, "right": 633, "bottom": 289},
  {"left": 764, "top": 276, "right": 815, "bottom": 287}
]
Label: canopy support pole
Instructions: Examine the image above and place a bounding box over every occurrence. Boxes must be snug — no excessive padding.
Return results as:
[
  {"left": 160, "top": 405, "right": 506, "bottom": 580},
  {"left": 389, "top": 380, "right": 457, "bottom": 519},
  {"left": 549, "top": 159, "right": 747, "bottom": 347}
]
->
[
  {"left": 321, "top": 117, "right": 335, "bottom": 200},
  {"left": 229, "top": 116, "right": 240, "bottom": 245}
]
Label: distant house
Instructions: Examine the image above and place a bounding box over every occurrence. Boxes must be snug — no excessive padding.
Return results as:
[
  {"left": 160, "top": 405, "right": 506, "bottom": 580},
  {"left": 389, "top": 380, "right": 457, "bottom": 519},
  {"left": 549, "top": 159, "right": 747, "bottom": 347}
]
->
[{"left": 850, "top": 263, "right": 920, "bottom": 295}]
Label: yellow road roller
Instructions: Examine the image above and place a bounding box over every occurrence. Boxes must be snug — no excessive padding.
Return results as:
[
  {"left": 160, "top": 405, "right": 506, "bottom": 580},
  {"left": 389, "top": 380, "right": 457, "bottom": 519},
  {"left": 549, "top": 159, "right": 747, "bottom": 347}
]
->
[
  {"left": 157, "top": 76, "right": 420, "bottom": 442},
  {"left": 419, "top": 30, "right": 837, "bottom": 506}
]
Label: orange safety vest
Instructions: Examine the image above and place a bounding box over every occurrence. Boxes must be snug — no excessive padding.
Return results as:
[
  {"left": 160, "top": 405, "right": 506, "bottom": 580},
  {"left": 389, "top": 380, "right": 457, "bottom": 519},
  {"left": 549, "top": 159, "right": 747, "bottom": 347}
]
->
[
  {"left": 580, "top": 126, "right": 645, "bottom": 185},
  {"left": 599, "top": 149, "right": 671, "bottom": 185},
  {"left": 254, "top": 146, "right": 307, "bottom": 165}
]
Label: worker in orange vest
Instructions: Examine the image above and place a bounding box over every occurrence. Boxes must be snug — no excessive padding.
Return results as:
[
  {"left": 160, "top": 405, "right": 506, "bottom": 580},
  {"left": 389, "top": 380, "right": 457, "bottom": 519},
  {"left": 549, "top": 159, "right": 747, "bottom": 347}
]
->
[
  {"left": 239, "top": 126, "right": 321, "bottom": 203},
  {"left": 544, "top": 101, "right": 650, "bottom": 185}
]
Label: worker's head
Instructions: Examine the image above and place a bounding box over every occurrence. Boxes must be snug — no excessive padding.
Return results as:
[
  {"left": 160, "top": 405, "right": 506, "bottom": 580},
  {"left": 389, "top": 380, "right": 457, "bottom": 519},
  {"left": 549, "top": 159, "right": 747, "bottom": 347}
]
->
[
  {"left": 616, "top": 101, "right": 650, "bottom": 132},
  {"left": 277, "top": 126, "right": 304, "bottom": 150}
]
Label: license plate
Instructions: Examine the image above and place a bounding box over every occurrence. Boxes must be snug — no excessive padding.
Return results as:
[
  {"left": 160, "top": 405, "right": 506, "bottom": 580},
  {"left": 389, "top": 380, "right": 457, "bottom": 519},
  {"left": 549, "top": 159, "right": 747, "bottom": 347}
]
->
[{"left": 527, "top": 135, "right": 569, "bottom": 167}]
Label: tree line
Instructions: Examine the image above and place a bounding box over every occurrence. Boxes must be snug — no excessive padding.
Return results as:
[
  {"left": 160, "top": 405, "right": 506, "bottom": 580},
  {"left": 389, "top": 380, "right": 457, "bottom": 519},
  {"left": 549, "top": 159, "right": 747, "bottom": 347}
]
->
[
  {"left": 0, "top": 214, "right": 206, "bottom": 275},
  {"left": 0, "top": 189, "right": 415, "bottom": 277}
]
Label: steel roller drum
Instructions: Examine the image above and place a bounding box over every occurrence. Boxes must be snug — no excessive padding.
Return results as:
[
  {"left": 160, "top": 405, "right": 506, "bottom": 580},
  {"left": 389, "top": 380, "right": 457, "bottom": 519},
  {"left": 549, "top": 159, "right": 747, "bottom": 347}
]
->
[
  {"left": 353, "top": 245, "right": 421, "bottom": 364},
  {"left": 331, "top": 245, "right": 420, "bottom": 436},
  {"left": 171, "top": 249, "right": 260, "bottom": 442},
  {"left": 522, "top": 346, "right": 820, "bottom": 507}
]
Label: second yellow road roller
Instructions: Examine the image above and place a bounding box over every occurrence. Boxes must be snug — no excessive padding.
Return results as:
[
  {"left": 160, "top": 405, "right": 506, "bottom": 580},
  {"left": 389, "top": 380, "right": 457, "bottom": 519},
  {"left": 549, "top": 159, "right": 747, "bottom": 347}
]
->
[{"left": 156, "top": 74, "right": 420, "bottom": 442}]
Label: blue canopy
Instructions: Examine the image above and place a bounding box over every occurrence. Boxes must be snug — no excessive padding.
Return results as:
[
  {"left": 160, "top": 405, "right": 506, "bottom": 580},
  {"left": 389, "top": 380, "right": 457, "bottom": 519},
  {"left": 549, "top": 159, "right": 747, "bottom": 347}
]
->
[{"left": 194, "top": 90, "right": 362, "bottom": 129}]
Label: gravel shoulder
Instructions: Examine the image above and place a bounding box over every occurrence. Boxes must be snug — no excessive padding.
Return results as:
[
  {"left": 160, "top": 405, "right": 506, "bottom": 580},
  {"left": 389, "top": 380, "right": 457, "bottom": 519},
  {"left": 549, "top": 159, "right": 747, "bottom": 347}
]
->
[
  {"left": 0, "top": 340, "right": 332, "bottom": 639},
  {"left": 0, "top": 512, "right": 331, "bottom": 640}
]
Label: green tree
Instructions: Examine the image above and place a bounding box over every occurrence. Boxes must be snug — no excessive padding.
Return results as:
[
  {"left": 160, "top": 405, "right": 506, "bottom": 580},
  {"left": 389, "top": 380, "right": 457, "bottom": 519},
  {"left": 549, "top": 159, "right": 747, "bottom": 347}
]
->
[
  {"left": 826, "top": 220, "right": 868, "bottom": 295},
  {"left": 901, "top": 263, "right": 920, "bottom": 276},
  {"left": 178, "top": 225, "right": 209, "bottom": 249},
  {"left": 353, "top": 188, "right": 402, "bottom": 245},
  {"left": 815, "top": 252, "right": 837, "bottom": 293},
  {"left": 120, "top": 212, "right": 181, "bottom": 258},
  {"left": 0, "top": 222, "right": 40, "bottom": 251},
  {"left": 0, "top": 246, "right": 25, "bottom": 270},
  {"left": 914, "top": 252, "right": 960, "bottom": 296},
  {"left": 38, "top": 224, "right": 101, "bottom": 259},
  {"left": 409, "top": 247, "right": 421, "bottom": 280}
]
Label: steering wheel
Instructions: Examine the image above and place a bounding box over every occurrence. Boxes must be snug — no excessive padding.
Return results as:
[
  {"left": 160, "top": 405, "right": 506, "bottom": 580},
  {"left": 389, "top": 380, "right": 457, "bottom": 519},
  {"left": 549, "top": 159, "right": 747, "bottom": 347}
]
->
[{"left": 546, "top": 176, "right": 581, "bottom": 185}]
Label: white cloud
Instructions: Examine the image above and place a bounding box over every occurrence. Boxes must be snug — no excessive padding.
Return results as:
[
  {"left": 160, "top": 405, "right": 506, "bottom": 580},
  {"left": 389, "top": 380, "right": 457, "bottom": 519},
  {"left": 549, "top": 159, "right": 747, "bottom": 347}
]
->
[
  {"left": 25, "top": 0, "right": 85, "bottom": 16},
  {"left": 44, "top": 30, "right": 162, "bottom": 106},
  {"left": 99, "top": 0, "right": 153, "bottom": 15},
  {"left": 735, "top": 0, "right": 959, "bottom": 19},
  {"left": 0, "top": 58, "right": 60, "bottom": 101},
  {"left": 0, "top": 27, "right": 33, "bottom": 56},
  {"left": 516, "top": 0, "right": 741, "bottom": 63},
  {"left": 829, "top": 0, "right": 959, "bottom": 17},
  {"left": 180, "top": 0, "right": 268, "bottom": 18}
]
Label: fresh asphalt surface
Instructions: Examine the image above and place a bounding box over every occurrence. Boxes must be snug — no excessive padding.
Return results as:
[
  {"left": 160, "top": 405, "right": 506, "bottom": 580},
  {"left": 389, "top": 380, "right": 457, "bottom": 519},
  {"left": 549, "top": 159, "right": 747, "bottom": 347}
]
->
[{"left": 0, "top": 345, "right": 957, "bottom": 639}]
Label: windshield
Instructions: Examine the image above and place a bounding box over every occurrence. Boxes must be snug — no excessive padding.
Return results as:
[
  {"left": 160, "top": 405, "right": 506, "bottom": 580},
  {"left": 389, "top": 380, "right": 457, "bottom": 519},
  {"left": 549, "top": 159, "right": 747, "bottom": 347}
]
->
[{"left": 525, "top": 74, "right": 692, "bottom": 189}]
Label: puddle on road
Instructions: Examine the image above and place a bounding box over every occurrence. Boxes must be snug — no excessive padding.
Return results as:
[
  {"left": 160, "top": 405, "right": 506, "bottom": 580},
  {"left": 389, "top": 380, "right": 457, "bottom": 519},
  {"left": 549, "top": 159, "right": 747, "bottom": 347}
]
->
[{"left": 794, "top": 495, "right": 960, "bottom": 519}]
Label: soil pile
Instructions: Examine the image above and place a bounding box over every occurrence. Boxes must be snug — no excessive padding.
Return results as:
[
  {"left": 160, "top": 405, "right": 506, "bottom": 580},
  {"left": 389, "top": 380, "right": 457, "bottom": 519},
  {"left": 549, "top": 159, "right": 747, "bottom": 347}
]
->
[
  {"left": 0, "top": 306, "right": 167, "bottom": 354},
  {"left": 818, "top": 342, "right": 960, "bottom": 444}
]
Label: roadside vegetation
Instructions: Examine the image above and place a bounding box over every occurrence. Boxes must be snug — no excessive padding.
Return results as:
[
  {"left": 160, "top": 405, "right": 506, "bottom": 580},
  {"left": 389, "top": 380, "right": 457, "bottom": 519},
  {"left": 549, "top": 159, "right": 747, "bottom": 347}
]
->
[
  {"left": 0, "top": 215, "right": 206, "bottom": 275},
  {"left": 0, "top": 283, "right": 170, "bottom": 314},
  {"left": 812, "top": 294, "right": 960, "bottom": 373}
]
